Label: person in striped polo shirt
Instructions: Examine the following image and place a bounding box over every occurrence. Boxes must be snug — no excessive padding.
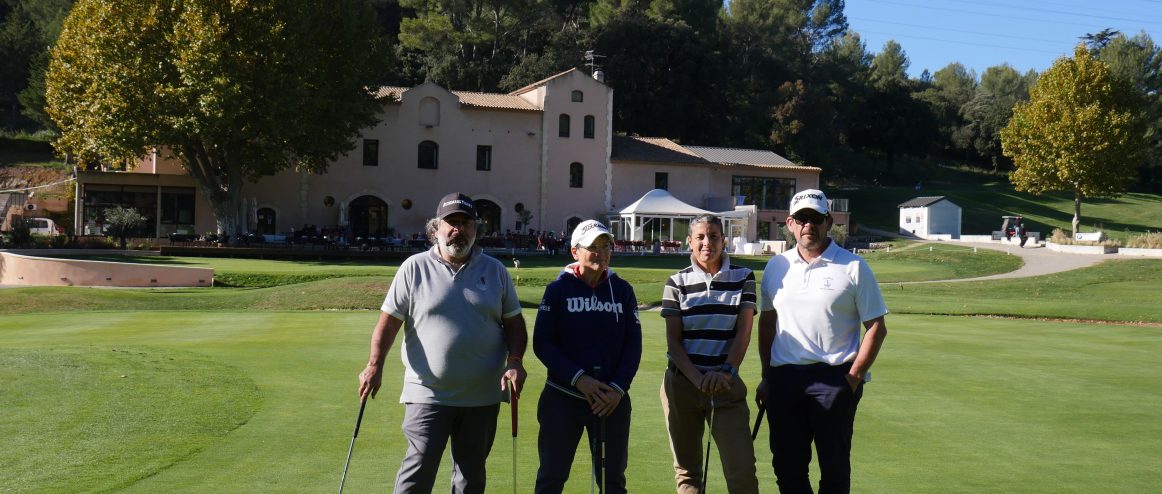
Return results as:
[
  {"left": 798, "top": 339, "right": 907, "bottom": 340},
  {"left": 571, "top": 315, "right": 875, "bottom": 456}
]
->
[{"left": 660, "top": 213, "right": 760, "bottom": 494}]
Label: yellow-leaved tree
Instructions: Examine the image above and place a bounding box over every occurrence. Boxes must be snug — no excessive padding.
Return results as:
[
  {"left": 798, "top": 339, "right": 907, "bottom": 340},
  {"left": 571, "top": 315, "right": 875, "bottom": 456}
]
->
[{"left": 1001, "top": 45, "right": 1147, "bottom": 236}]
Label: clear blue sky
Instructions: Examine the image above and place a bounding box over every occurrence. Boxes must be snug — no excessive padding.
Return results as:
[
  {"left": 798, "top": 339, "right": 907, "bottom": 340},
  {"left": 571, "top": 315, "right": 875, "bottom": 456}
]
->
[{"left": 844, "top": 0, "right": 1162, "bottom": 79}]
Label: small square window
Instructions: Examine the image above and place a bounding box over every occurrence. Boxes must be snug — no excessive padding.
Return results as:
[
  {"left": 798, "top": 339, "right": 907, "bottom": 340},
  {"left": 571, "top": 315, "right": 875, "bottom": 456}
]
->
[
  {"left": 655, "top": 172, "right": 668, "bottom": 190},
  {"left": 571, "top": 90, "right": 583, "bottom": 102}
]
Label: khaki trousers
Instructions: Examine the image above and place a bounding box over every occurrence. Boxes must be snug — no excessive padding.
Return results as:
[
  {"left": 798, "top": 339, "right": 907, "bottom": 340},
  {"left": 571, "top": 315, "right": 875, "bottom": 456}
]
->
[{"left": 661, "top": 368, "right": 759, "bottom": 494}]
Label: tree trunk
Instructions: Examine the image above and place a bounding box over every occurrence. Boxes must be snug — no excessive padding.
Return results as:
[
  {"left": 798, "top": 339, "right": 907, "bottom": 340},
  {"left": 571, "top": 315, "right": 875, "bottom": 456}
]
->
[
  {"left": 1072, "top": 189, "right": 1082, "bottom": 237},
  {"left": 178, "top": 142, "right": 243, "bottom": 242}
]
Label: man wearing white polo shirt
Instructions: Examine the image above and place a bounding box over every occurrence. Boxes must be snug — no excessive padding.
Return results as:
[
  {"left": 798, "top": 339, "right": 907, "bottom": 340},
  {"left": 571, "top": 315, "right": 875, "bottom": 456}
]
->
[{"left": 757, "top": 189, "right": 888, "bottom": 494}]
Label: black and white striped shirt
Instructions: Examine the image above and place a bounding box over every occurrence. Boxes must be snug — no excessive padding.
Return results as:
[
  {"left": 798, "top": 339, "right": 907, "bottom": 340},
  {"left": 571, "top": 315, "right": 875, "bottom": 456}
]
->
[{"left": 661, "top": 256, "right": 756, "bottom": 370}]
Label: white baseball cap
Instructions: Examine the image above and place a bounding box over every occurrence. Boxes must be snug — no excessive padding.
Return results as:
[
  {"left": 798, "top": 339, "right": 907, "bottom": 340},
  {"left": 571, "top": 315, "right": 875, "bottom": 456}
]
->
[
  {"left": 570, "top": 219, "right": 614, "bottom": 248},
  {"left": 789, "top": 189, "right": 830, "bottom": 216}
]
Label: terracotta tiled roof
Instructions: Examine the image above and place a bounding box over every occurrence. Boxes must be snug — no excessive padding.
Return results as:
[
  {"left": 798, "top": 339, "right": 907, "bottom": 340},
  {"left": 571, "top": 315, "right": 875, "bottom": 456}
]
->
[
  {"left": 898, "top": 196, "right": 950, "bottom": 208},
  {"left": 373, "top": 86, "right": 540, "bottom": 112},
  {"left": 373, "top": 86, "right": 408, "bottom": 100},
  {"left": 610, "top": 136, "right": 709, "bottom": 164},
  {"left": 508, "top": 68, "right": 580, "bottom": 96},
  {"left": 454, "top": 91, "right": 540, "bottom": 111}
]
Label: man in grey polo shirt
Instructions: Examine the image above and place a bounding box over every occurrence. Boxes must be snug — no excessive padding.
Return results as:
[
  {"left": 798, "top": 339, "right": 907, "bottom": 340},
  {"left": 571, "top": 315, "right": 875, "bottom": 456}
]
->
[{"left": 359, "top": 192, "right": 528, "bottom": 494}]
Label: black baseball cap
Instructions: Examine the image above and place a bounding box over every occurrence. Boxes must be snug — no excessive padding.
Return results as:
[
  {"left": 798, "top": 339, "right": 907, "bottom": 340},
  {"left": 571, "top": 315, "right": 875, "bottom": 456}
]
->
[{"left": 436, "top": 193, "right": 477, "bottom": 219}]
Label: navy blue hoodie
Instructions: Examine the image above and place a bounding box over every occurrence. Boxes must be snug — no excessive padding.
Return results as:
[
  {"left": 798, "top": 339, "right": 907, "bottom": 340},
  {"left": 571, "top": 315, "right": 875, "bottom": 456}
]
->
[{"left": 533, "top": 263, "right": 642, "bottom": 399}]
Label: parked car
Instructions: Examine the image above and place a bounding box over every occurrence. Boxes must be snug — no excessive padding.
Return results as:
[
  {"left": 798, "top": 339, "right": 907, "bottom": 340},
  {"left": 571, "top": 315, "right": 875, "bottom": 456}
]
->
[{"left": 27, "top": 217, "right": 64, "bottom": 237}]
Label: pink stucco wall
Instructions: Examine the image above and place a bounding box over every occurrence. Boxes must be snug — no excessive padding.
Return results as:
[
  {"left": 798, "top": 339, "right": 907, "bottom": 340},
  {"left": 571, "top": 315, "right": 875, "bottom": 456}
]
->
[{"left": 0, "top": 252, "right": 213, "bottom": 287}]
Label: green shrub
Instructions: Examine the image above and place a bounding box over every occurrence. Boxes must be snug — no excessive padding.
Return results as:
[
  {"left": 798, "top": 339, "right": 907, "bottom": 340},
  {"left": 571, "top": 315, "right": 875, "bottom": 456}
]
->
[
  {"left": 829, "top": 224, "right": 849, "bottom": 247},
  {"left": 78, "top": 236, "right": 115, "bottom": 249},
  {"left": 30, "top": 234, "right": 55, "bottom": 248}
]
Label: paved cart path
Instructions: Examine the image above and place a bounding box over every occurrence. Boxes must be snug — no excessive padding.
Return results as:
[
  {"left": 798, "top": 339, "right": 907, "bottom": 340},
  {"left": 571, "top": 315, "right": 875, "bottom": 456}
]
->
[{"left": 906, "top": 241, "right": 1107, "bottom": 283}]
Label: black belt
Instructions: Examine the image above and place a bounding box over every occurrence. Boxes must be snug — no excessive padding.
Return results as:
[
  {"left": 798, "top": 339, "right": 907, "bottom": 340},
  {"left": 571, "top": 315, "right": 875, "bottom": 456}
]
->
[{"left": 776, "top": 361, "right": 852, "bottom": 372}]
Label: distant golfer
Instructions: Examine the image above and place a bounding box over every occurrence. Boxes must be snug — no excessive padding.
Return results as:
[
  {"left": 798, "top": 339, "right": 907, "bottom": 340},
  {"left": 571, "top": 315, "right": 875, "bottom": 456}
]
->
[
  {"left": 358, "top": 192, "right": 528, "bottom": 494},
  {"left": 757, "top": 189, "right": 888, "bottom": 494},
  {"left": 532, "top": 219, "right": 642, "bottom": 494},
  {"left": 661, "top": 213, "right": 760, "bottom": 493}
]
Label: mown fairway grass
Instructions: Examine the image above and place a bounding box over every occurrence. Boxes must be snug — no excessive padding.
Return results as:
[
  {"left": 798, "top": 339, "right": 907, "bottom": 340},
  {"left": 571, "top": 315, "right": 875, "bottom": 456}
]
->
[
  {"left": 2, "top": 251, "right": 1160, "bottom": 492},
  {"left": 21, "top": 243, "right": 1020, "bottom": 313}
]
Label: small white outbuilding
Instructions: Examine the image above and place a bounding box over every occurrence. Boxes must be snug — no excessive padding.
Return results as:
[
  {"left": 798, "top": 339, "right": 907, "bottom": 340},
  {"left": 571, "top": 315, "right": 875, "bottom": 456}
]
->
[{"left": 898, "top": 196, "right": 962, "bottom": 240}]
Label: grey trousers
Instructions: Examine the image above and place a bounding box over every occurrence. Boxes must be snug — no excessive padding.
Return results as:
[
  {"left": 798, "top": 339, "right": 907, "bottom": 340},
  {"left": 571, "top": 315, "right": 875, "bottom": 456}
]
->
[{"left": 394, "top": 403, "right": 500, "bottom": 494}]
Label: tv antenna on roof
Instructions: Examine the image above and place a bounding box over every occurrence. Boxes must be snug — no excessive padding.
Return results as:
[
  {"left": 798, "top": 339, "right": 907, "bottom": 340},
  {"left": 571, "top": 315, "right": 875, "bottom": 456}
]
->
[
  {"left": 584, "top": 50, "right": 605, "bottom": 72},
  {"left": 584, "top": 50, "right": 606, "bottom": 82}
]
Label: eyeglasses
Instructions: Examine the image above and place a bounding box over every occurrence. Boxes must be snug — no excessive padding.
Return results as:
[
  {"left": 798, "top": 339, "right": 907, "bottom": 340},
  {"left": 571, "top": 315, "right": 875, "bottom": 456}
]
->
[{"left": 791, "top": 214, "right": 829, "bottom": 226}]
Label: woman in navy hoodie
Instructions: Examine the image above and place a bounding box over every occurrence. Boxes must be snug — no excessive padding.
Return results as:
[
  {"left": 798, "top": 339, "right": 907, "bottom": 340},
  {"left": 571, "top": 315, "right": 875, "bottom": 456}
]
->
[{"left": 533, "top": 219, "right": 642, "bottom": 494}]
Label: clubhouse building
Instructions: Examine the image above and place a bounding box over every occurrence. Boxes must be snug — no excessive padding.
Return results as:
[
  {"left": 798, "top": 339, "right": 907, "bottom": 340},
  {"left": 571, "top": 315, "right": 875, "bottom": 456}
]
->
[{"left": 73, "top": 69, "right": 849, "bottom": 248}]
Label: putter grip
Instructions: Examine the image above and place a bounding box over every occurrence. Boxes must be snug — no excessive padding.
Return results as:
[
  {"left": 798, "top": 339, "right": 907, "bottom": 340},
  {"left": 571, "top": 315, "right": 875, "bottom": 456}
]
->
[
  {"left": 353, "top": 398, "right": 367, "bottom": 437},
  {"left": 510, "top": 382, "right": 519, "bottom": 437}
]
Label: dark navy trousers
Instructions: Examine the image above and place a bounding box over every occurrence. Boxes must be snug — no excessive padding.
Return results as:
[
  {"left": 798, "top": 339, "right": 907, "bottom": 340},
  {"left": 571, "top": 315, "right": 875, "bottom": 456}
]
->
[
  {"left": 766, "top": 362, "right": 864, "bottom": 494},
  {"left": 534, "top": 386, "right": 631, "bottom": 494}
]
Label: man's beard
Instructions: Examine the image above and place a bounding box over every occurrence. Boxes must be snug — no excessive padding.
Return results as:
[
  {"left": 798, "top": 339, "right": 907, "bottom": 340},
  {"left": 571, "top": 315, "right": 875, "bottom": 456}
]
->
[{"left": 439, "top": 232, "right": 475, "bottom": 258}]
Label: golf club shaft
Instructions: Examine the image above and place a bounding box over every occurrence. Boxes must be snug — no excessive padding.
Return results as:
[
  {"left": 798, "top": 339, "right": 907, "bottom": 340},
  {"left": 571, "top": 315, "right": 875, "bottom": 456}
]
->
[
  {"left": 601, "top": 415, "right": 607, "bottom": 494},
  {"left": 590, "top": 423, "right": 597, "bottom": 494},
  {"left": 510, "top": 378, "right": 518, "bottom": 494},
  {"left": 752, "top": 407, "right": 765, "bottom": 441},
  {"left": 703, "top": 397, "right": 715, "bottom": 492},
  {"left": 338, "top": 397, "right": 368, "bottom": 494}
]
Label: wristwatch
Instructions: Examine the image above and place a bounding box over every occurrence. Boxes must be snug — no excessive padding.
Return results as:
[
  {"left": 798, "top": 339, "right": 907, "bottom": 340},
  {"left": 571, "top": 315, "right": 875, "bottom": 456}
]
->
[{"left": 720, "top": 363, "right": 738, "bottom": 379}]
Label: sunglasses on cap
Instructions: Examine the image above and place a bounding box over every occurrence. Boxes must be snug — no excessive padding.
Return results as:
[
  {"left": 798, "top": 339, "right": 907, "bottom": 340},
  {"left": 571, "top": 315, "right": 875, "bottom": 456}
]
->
[{"left": 791, "top": 213, "right": 829, "bottom": 225}]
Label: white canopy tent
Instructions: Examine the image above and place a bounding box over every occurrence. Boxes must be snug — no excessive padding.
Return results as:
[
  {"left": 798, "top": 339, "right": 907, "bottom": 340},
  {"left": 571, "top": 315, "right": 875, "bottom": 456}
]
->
[{"left": 611, "top": 189, "right": 753, "bottom": 251}]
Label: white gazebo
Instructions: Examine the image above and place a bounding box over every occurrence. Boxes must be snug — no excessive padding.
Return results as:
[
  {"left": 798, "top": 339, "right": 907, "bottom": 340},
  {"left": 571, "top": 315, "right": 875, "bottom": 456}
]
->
[{"left": 611, "top": 189, "right": 752, "bottom": 252}]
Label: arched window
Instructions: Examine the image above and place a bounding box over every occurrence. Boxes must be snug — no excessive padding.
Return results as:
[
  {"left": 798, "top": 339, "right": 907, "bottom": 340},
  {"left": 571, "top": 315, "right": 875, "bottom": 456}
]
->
[
  {"left": 349, "top": 195, "right": 389, "bottom": 238},
  {"left": 418, "top": 141, "right": 438, "bottom": 169},
  {"left": 256, "top": 208, "right": 276, "bottom": 235},
  {"left": 583, "top": 115, "right": 595, "bottom": 139},
  {"left": 474, "top": 199, "right": 502, "bottom": 236},
  {"left": 571, "top": 90, "right": 583, "bottom": 102},
  {"left": 569, "top": 162, "right": 583, "bottom": 188},
  {"left": 558, "top": 114, "right": 570, "bottom": 138},
  {"left": 566, "top": 217, "right": 582, "bottom": 235}
]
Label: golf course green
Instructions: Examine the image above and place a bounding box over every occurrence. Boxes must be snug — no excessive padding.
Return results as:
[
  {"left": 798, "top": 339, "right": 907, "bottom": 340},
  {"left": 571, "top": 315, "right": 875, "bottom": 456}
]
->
[{"left": 2, "top": 246, "right": 1160, "bottom": 492}]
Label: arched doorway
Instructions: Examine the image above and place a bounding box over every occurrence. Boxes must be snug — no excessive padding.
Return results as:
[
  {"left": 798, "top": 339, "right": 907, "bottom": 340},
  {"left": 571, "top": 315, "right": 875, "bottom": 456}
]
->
[
  {"left": 566, "top": 216, "right": 582, "bottom": 237},
  {"left": 349, "top": 195, "right": 388, "bottom": 238},
  {"left": 256, "top": 208, "right": 277, "bottom": 235},
  {"left": 475, "top": 199, "right": 501, "bottom": 236}
]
